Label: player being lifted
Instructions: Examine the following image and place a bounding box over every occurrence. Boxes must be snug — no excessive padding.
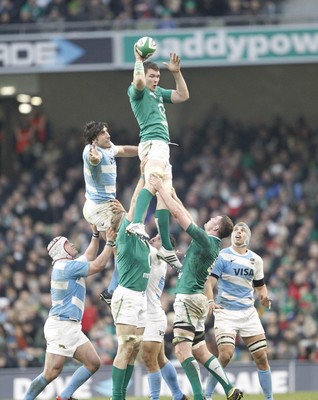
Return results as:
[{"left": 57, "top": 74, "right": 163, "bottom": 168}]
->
[{"left": 125, "top": 43, "right": 189, "bottom": 270}]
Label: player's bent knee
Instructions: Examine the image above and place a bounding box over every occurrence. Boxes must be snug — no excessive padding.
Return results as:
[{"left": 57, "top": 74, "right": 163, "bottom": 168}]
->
[{"left": 248, "top": 339, "right": 267, "bottom": 354}]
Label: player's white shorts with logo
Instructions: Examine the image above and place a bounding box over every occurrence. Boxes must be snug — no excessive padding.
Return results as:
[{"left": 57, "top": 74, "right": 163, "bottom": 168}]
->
[
  {"left": 213, "top": 306, "right": 265, "bottom": 338},
  {"left": 138, "top": 140, "right": 172, "bottom": 178},
  {"left": 143, "top": 308, "right": 167, "bottom": 342},
  {"left": 111, "top": 285, "right": 147, "bottom": 328},
  {"left": 83, "top": 199, "right": 114, "bottom": 231},
  {"left": 44, "top": 317, "right": 89, "bottom": 357},
  {"left": 173, "top": 293, "right": 209, "bottom": 331}
]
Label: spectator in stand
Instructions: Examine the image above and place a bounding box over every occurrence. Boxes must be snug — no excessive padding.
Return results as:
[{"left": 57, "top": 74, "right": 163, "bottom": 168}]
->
[
  {"left": 1, "top": 109, "right": 318, "bottom": 370},
  {"left": 43, "top": 0, "right": 68, "bottom": 21}
]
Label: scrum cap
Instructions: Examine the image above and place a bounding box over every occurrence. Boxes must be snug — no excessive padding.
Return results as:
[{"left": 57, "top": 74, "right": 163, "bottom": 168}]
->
[{"left": 47, "top": 236, "right": 73, "bottom": 262}]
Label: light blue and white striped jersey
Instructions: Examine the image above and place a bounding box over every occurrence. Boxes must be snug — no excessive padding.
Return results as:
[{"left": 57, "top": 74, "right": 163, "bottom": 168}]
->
[
  {"left": 49, "top": 255, "right": 89, "bottom": 322},
  {"left": 211, "top": 246, "right": 264, "bottom": 310},
  {"left": 83, "top": 144, "right": 117, "bottom": 203}
]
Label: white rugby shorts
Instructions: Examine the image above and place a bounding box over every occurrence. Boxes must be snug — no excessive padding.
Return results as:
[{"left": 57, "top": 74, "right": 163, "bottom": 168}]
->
[
  {"left": 213, "top": 307, "right": 265, "bottom": 338},
  {"left": 138, "top": 140, "right": 172, "bottom": 177},
  {"left": 83, "top": 199, "right": 114, "bottom": 231},
  {"left": 111, "top": 285, "right": 147, "bottom": 328},
  {"left": 44, "top": 317, "right": 89, "bottom": 357},
  {"left": 143, "top": 309, "right": 167, "bottom": 342},
  {"left": 173, "top": 293, "right": 209, "bottom": 331}
]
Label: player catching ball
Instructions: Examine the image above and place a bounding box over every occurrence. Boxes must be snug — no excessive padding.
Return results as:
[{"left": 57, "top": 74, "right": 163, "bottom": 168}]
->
[{"left": 125, "top": 40, "right": 190, "bottom": 271}]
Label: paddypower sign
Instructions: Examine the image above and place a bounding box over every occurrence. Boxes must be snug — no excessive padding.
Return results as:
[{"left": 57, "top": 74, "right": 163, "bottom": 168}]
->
[
  {"left": 123, "top": 25, "right": 318, "bottom": 66},
  {"left": 0, "top": 24, "right": 318, "bottom": 73}
]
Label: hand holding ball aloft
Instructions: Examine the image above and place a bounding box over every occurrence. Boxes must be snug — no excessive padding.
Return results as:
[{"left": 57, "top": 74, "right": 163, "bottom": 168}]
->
[{"left": 135, "top": 36, "right": 156, "bottom": 60}]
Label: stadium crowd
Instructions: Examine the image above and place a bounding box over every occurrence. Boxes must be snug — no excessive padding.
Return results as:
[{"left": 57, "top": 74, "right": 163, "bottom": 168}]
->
[
  {"left": 0, "top": 105, "right": 318, "bottom": 369},
  {"left": 0, "top": 0, "right": 284, "bottom": 25}
]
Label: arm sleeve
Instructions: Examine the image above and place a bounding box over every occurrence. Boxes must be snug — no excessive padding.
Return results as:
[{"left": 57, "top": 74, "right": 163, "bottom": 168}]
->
[
  {"left": 110, "top": 142, "right": 119, "bottom": 156},
  {"left": 128, "top": 83, "right": 145, "bottom": 100},
  {"left": 186, "top": 223, "right": 211, "bottom": 247},
  {"left": 158, "top": 86, "right": 173, "bottom": 103},
  {"left": 64, "top": 258, "right": 89, "bottom": 279}
]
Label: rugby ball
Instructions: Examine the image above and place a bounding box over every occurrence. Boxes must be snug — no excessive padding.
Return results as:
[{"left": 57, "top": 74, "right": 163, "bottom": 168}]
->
[{"left": 136, "top": 36, "right": 156, "bottom": 59}]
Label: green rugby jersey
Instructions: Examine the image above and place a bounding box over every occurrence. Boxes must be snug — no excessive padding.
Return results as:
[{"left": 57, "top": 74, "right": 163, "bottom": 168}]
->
[
  {"left": 116, "top": 218, "right": 151, "bottom": 292},
  {"left": 127, "top": 84, "right": 172, "bottom": 143},
  {"left": 176, "top": 223, "right": 221, "bottom": 295}
]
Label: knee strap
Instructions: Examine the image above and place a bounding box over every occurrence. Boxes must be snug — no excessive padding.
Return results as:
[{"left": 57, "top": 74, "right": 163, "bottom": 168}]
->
[
  {"left": 216, "top": 335, "right": 235, "bottom": 347},
  {"left": 117, "top": 335, "right": 137, "bottom": 345},
  {"left": 192, "top": 331, "right": 205, "bottom": 350},
  {"left": 172, "top": 334, "right": 193, "bottom": 346},
  {"left": 248, "top": 339, "right": 267, "bottom": 354}
]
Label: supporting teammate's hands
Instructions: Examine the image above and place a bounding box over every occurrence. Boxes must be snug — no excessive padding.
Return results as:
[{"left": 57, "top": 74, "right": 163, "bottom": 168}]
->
[
  {"left": 149, "top": 175, "right": 163, "bottom": 191},
  {"left": 105, "top": 227, "right": 117, "bottom": 242},
  {"left": 140, "top": 157, "right": 147, "bottom": 177},
  {"left": 110, "top": 199, "right": 125, "bottom": 214}
]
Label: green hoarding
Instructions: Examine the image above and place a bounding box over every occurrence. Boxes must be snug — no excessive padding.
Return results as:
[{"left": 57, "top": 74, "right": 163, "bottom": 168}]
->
[{"left": 122, "top": 25, "right": 318, "bottom": 66}]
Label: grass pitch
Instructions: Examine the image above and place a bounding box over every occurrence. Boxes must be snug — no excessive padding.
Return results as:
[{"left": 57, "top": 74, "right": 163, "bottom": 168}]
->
[{"left": 114, "top": 393, "right": 318, "bottom": 400}]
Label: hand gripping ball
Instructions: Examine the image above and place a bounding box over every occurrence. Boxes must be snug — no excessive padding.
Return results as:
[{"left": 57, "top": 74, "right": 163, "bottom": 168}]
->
[{"left": 136, "top": 36, "right": 156, "bottom": 59}]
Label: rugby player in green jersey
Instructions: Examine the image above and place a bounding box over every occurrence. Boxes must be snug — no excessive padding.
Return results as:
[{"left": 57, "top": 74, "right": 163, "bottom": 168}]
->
[
  {"left": 110, "top": 160, "right": 151, "bottom": 400},
  {"left": 149, "top": 175, "right": 243, "bottom": 400},
  {"left": 126, "top": 43, "right": 189, "bottom": 271}
]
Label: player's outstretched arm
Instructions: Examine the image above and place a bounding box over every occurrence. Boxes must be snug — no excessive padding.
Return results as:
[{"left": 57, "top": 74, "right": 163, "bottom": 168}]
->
[
  {"left": 115, "top": 145, "right": 138, "bottom": 157},
  {"left": 127, "top": 158, "right": 147, "bottom": 221},
  {"left": 163, "top": 53, "right": 189, "bottom": 103},
  {"left": 84, "top": 225, "right": 101, "bottom": 261},
  {"left": 150, "top": 175, "right": 191, "bottom": 231},
  {"left": 171, "top": 187, "right": 193, "bottom": 222},
  {"left": 133, "top": 44, "right": 146, "bottom": 91},
  {"left": 88, "top": 227, "right": 117, "bottom": 276}
]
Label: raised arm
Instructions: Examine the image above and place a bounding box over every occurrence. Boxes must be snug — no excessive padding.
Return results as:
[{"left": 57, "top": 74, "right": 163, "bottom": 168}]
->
[
  {"left": 87, "top": 227, "right": 117, "bottom": 276},
  {"left": 127, "top": 158, "right": 147, "bottom": 221},
  {"left": 84, "top": 225, "right": 101, "bottom": 261},
  {"left": 163, "top": 53, "right": 189, "bottom": 104},
  {"left": 115, "top": 145, "right": 138, "bottom": 157},
  {"left": 133, "top": 44, "right": 146, "bottom": 91},
  {"left": 171, "top": 187, "right": 194, "bottom": 222},
  {"left": 150, "top": 175, "right": 192, "bottom": 231}
]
